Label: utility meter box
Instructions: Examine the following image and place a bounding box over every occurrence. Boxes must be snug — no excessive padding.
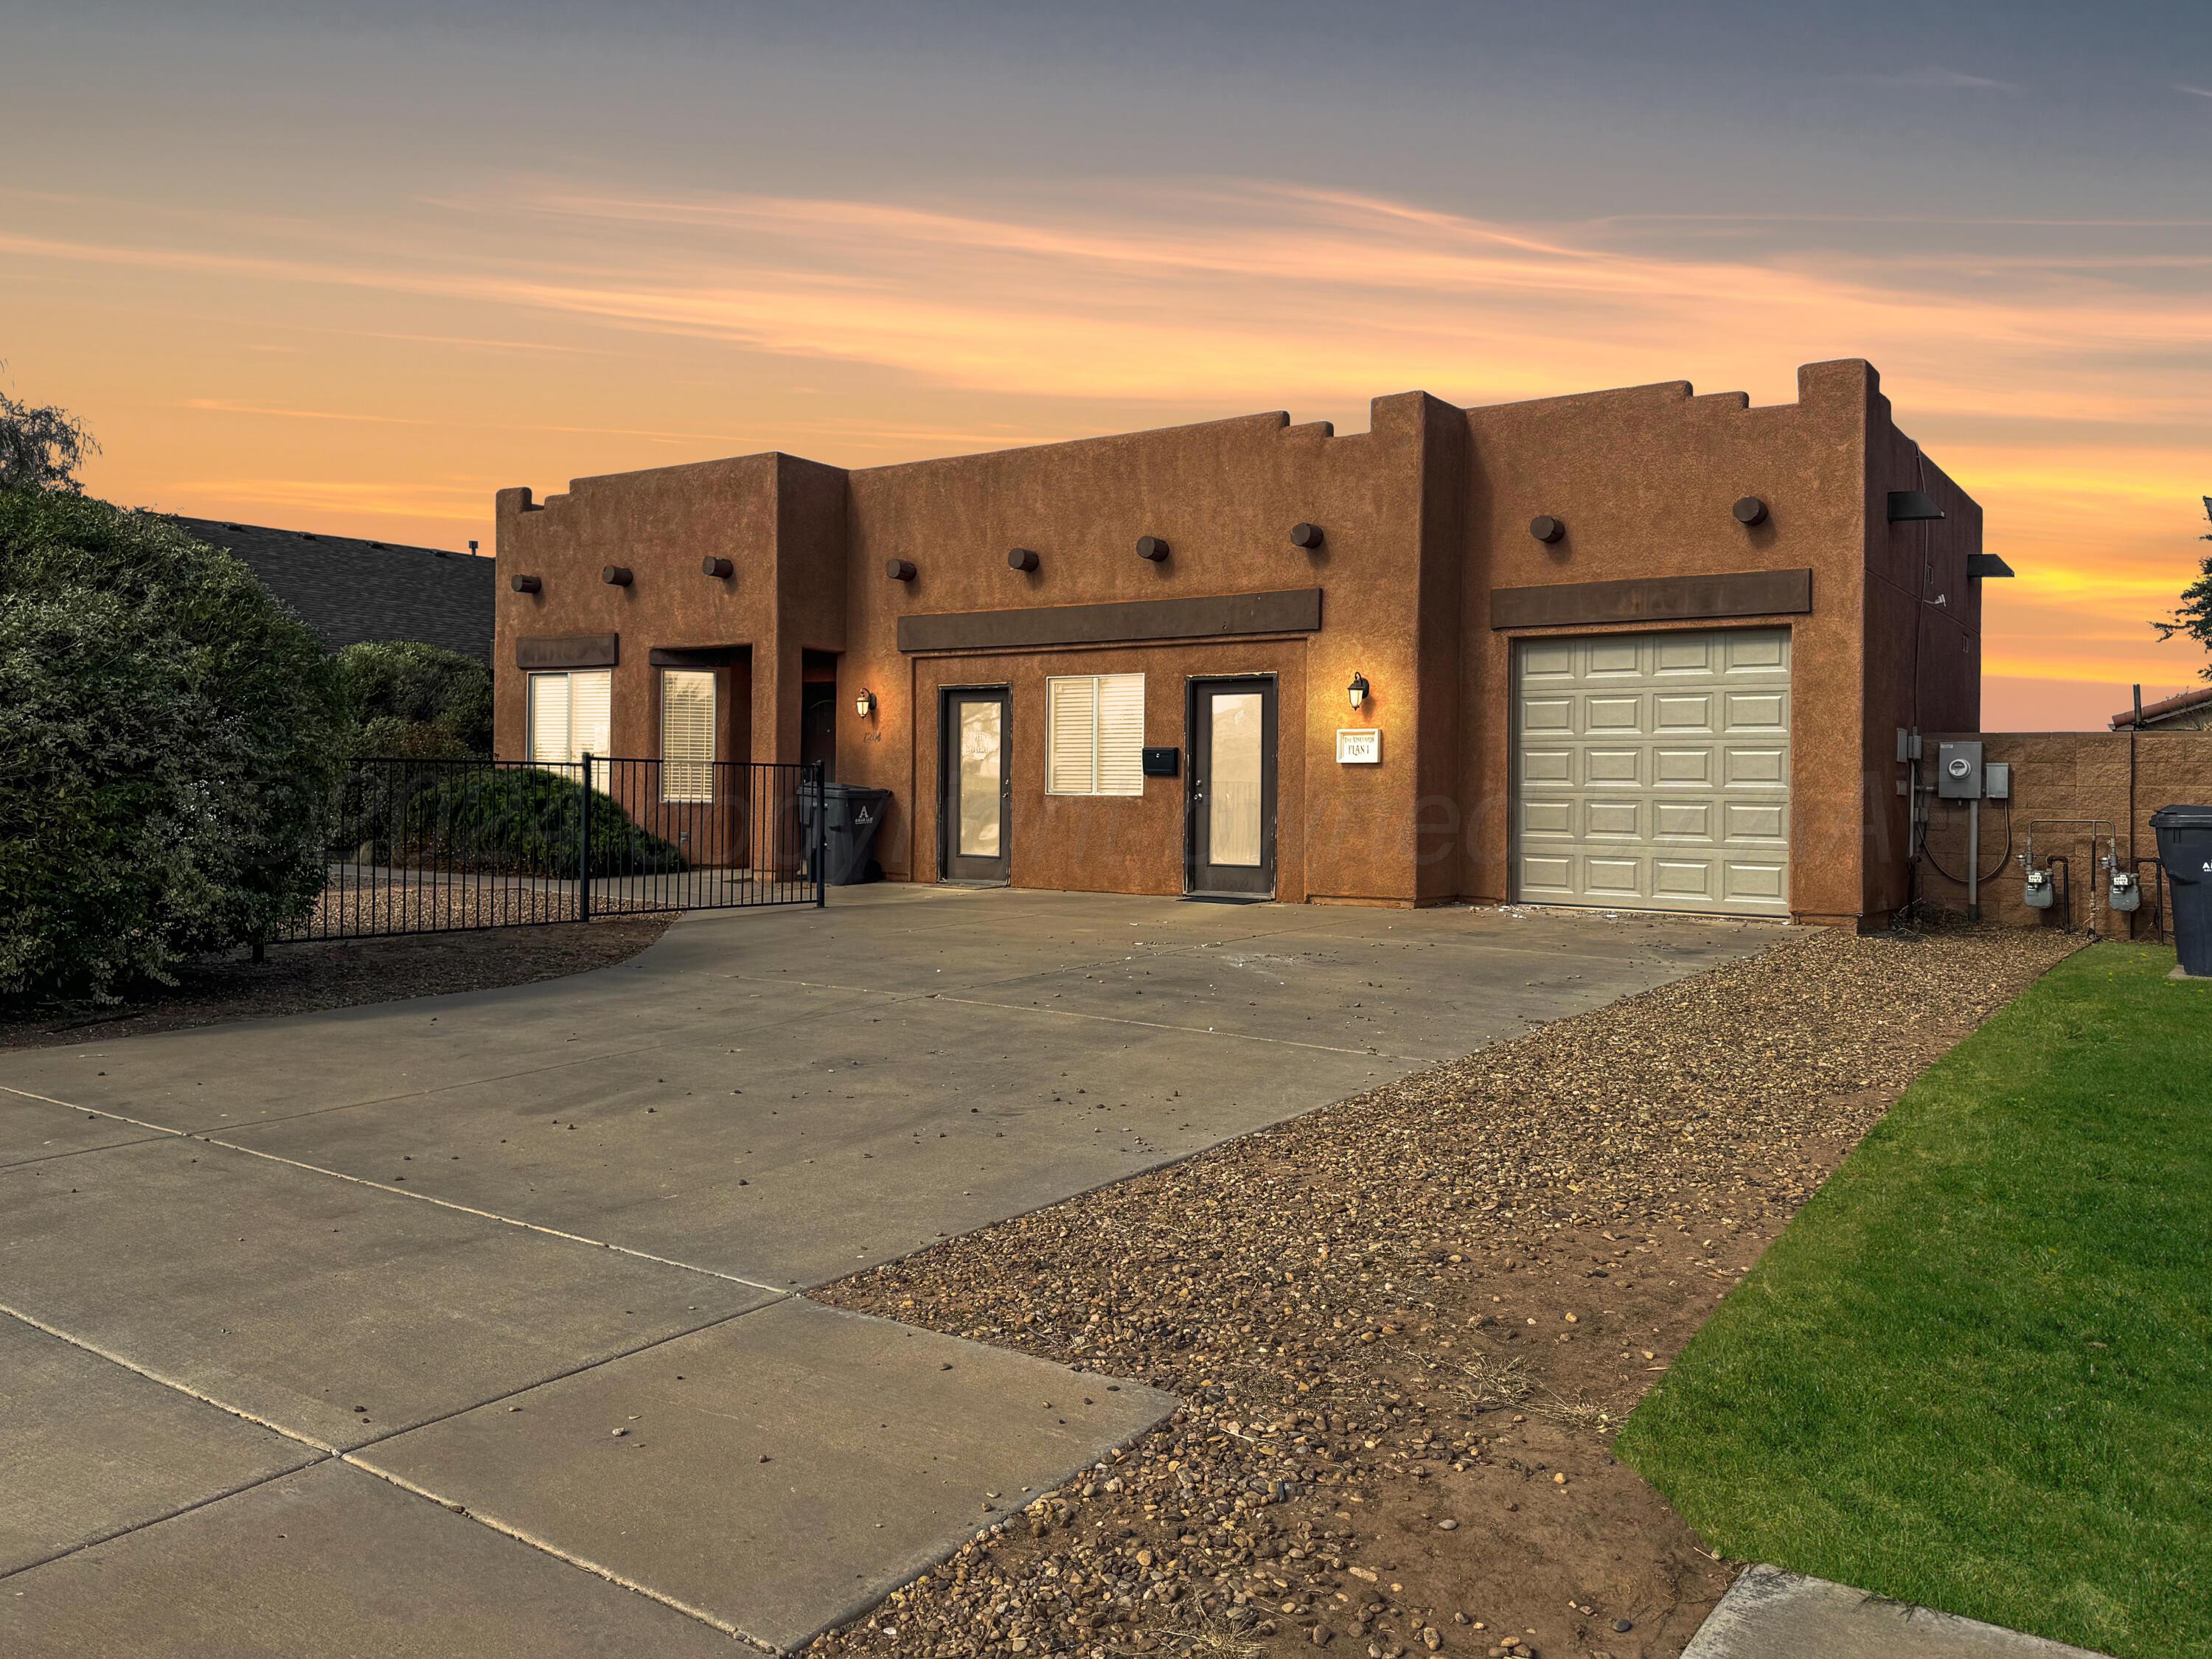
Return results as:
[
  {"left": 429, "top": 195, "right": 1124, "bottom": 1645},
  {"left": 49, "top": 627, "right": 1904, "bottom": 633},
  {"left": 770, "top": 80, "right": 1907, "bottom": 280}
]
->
[
  {"left": 1938, "top": 740, "right": 1986, "bottom": 801},
  {"left": 1985, "top": 760, "right": 2011, "bottom": 801}
]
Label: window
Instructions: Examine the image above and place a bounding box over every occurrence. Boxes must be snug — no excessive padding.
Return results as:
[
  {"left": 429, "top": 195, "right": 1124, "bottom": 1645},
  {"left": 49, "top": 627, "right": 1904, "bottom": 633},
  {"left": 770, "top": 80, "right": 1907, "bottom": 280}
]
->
[
  {"left": 527, "top": 669, "right": 611, "bottom": 767},
  {"left": 1047, "top": 673, "right": 1144, "bottom": 796},
  {"left": 661, "top": 669, "right": 716, "bottom": 801}
]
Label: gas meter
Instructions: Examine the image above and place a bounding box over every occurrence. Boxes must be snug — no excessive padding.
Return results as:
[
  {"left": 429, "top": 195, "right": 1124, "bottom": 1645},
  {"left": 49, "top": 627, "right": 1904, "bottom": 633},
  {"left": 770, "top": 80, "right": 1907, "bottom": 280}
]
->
[
  {"left": 2110, "top": 870, "right": 2141, "bottom": 914},
  {"left": 2024, "top": 868, "right": 2055, "bottom": 911}
]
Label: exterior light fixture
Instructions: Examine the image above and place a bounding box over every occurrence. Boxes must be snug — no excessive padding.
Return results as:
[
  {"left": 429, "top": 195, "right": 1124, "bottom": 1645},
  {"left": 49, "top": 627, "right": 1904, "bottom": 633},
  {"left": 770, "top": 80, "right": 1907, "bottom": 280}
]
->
[
  {"left": 509, "top": 574, "right": 541, "bottom": 594},
  {"left": 855, "top": 688, "right": 877, "bottom": 718},
  {"left": 1347, "top": 671, "right": 1370, "bottom": 710},
  {"left": 1008, "top": 547, "right": 1040, "bottom": 572},
  {"left": 886, "top": 558, "right": 917, "bottom": 582},
  {"left": 1733, "top": 496, "right": 1769, "bottom": 526},
  {"left": 1966, "top": 553, "right": 2015, "bottom": 578},
  {"left": 702, "top": 556, "right": 734, "bottom": 579},
  {"left": 1529, "top": 515, "right": 1565, "bottom": 544},
  {"left": 1887, "top": 490, "right": 1945, "bottom": 523},
  {"left": 1290, "top": 522, "right": 1324, "bottom": 550},
  {"left": 601, "top": 565, "right": 633, "bottom": 587},
  {"left": 1136, "top": 535, "right": 1171, "bottom": 562}
]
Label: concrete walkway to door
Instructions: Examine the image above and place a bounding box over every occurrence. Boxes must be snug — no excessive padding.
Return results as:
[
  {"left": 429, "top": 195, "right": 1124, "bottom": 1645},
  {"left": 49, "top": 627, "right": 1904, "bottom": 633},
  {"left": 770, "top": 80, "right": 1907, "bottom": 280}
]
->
[{"left": 1, "top": 886, "right": 1776, "bottom": 1655}]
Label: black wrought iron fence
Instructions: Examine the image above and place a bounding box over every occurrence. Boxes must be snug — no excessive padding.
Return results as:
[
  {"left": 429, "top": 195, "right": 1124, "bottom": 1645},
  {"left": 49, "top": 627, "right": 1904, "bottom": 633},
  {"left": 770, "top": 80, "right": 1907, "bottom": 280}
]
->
[{"left": 274, "top": 756, "right": 825, "bottom": 943}]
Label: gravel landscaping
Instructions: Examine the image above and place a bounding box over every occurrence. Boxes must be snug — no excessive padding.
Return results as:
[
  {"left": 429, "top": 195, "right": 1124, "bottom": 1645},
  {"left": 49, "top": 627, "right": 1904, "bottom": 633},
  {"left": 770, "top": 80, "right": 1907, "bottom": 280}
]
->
[
  {"left": 812, "top": 920, "right": 2081, "bottom": 1659},
  {"left": 0, "top": 915, "right": 672, "bottom": 1050}
]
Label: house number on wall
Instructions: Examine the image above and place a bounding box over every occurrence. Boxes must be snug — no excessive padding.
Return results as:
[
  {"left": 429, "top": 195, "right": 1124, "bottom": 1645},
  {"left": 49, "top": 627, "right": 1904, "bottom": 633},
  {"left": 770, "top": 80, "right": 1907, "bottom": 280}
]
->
[{"left": 1336, "top": 728, "right": 1382, "bottom": 765}]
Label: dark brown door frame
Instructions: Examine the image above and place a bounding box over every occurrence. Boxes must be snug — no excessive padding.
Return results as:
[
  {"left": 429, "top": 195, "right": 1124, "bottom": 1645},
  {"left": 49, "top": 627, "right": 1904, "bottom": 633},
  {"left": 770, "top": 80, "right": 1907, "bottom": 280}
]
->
[
  {"left": 1185, "top": 674, "right": 1278, "bottom": 900},
  {"left": 939, "top": 684, "right": 1012, "bottom": 883}
]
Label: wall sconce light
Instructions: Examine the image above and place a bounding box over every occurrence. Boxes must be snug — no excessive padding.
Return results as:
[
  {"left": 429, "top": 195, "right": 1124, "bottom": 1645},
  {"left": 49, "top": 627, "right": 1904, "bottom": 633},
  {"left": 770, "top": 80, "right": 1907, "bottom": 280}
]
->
[
  {"left": 886, "top": 558, "right": 917, "bottom": 582},
  {"left": 701, "top": 556, "right": 734, "bottom": 579},
  {"left": 1290, "top": 522, "right": 1324, "bottom": 550},
  {"left": 1887, "top": 490, "right": 1946, "bottom": 523},
  {"left": 1136, "top": 535, "right": 1171, "bottom": 562},
  {"left": 601, "top": 565, "right": 633, "bottom": 587},
  {"left": 509, "top": 574, "right": 541, "bottom": 594},
  {"left": 1008, "top": 547, "right": 1040, "bottom": 572},
  {"left": 1529, "top": 515, "right": 1565, "bottom": 544},
  {"left": 1733, "top": 496, "right": 1769, "bottom": 526},
  {"left": 1347, "top": 670, "right": 1370, "bottom": 710},
  {"left": 855, "top": 688, "right": 877, "bottom": 719}
]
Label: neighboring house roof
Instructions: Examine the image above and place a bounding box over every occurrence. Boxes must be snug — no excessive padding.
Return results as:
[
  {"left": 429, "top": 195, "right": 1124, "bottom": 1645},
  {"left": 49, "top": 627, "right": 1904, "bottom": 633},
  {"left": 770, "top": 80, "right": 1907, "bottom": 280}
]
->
[
  {"left": 168, "top": 516, "right": 495, "bottom": 662},
  {"left": 2110, "top": 684, "right": 2212, "bottom": 731}
]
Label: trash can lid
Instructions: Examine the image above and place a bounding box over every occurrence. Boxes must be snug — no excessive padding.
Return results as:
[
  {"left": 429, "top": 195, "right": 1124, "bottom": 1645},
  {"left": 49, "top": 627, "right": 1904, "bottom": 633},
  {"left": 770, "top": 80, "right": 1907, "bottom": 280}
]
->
[
  {"left": 823, "top": 782, "right": 893, "bottom": 801},
  {"left": 2149, "top": 804, "right": 2212, "bottom": 830}
]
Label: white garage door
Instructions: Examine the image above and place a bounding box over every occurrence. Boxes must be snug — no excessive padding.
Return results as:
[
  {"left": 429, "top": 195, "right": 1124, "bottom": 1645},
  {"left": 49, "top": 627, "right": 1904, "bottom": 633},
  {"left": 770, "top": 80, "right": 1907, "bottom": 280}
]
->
[{"left": 1512, "top": 627, "right": 1790, "bottom": 917}]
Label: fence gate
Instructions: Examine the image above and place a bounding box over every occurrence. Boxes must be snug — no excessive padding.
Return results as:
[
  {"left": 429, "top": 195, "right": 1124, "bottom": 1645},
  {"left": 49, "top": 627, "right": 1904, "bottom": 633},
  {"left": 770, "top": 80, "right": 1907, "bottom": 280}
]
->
[{"left": 274, "top": 757, "right": 827, "bottom": 945}]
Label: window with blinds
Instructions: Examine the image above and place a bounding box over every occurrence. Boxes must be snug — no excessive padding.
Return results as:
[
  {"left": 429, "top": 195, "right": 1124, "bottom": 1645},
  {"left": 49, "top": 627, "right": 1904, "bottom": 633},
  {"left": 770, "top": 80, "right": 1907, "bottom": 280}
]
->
[
  {"left": 1046, "top": 673, "right": 1144, "bottom": 796},
  {"left": 661, "top": 669, "right": 715, "bottom": 801},
  {"left": 526, "top": 669, "right": 612, "bottom": 767}
]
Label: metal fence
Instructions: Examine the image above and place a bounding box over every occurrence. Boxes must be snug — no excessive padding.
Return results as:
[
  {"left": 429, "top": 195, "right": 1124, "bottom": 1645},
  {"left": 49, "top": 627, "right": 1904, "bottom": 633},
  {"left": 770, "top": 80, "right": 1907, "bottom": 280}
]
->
[{"left": 274, "top": 755, "right": 825, "bottom": 944}]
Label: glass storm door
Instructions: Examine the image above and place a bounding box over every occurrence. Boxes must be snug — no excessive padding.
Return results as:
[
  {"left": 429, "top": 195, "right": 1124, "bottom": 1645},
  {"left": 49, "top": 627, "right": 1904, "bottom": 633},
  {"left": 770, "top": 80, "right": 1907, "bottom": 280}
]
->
[
  {"left": 942, "top": 688, "right": 1010, "bottom": 882},
  {"left": 1188, "top": 678, "right": 1276, "bottom": 897}
]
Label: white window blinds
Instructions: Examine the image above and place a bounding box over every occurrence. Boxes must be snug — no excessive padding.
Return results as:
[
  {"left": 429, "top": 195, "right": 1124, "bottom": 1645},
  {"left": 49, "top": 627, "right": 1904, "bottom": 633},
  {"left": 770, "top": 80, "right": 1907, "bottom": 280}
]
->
[
  {"left": 1046, "top": 673, "right": 1144, "bottom": 796},
  {"left": 527, "top": 669, "right": 613, "bottom": 767},
  {"left": 661, "top": 669, "right": 715, "bottom": 801}
]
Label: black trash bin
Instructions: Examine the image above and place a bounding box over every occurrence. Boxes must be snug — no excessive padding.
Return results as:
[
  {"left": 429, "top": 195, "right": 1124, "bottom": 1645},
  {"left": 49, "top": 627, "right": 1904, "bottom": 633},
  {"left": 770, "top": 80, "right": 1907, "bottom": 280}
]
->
[
  {"left": 801, "top": 782, "right": 893, "bottom": 886},
  {"left": 2151, "top": 804, "right": 2212, "bottom": 978}
]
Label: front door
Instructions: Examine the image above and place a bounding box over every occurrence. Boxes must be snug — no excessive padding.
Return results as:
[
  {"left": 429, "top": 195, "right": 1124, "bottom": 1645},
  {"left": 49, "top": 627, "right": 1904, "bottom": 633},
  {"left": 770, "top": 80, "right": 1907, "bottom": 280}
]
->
[
  {"left": 941, "top": 688, "right": 1011, "bottom": 882},
  {"left": 1188, "top": 677, "right": 1276, "bottom": 897}
]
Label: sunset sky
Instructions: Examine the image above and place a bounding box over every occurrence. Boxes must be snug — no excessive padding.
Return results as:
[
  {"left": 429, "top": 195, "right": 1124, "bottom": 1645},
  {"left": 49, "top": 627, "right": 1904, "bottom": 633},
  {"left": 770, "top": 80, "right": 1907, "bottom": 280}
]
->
[{"left": 6, "top": 0, "right": 2208, "bottom": 728}]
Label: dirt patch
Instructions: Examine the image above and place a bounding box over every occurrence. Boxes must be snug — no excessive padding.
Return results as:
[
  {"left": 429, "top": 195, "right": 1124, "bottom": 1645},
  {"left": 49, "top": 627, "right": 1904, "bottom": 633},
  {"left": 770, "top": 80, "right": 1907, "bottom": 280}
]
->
[
  {"left": 0, "top": 916, "right": 673, "bottom": 1051},
  {"left": 811, "top": 921, "right": 2081, "bottom": 1659}
]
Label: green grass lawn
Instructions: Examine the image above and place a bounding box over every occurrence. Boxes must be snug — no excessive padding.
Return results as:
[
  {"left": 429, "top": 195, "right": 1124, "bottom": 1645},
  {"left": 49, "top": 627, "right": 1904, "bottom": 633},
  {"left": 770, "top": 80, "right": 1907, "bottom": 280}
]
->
[{"left": 1617, "top": 942, "right": 2212, "bottom": 1659}]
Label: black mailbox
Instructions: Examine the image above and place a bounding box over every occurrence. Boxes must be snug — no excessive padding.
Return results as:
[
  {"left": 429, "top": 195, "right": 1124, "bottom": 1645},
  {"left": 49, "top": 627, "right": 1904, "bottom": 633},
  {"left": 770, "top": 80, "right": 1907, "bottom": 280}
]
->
[{"left": 1141, "top": 746, "right": 1180, "bottom": 778}]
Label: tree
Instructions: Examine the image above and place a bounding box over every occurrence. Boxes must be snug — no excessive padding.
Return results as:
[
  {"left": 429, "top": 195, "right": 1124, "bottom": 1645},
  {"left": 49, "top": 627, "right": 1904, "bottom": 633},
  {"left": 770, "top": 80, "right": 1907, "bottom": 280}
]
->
[
  {"left": 2149, "top": 497, "right": 2212, "bottom": 682},
  {"left": 0, "top": 385, "right": 98, "bottom": 493},
  {"left": 335, "top": 639, "right": 494, "bottom": 759},
  {"left": 0, "top": 490, "right": 347, "bottom": 1001}
]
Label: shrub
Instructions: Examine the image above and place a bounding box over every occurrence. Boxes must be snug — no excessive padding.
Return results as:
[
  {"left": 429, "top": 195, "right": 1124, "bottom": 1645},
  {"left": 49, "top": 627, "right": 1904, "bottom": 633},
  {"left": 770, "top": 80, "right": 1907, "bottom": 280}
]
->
[
  {"left": 344, "top": 763, "right": 684, "bottom": 879},
  {"left": 0, "top": 494, "right": 347, "bottom": 1001},
  {"left": 336, "top": 639, "right": 493, "bottom": 757}
]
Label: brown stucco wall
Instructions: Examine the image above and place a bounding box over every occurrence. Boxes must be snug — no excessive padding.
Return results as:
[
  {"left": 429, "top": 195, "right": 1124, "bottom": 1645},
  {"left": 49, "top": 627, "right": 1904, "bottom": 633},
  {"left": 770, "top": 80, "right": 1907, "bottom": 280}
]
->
[
  {"left": 1458, "top": 361, "right": 1882, "bottom": 925},
  {"left": 490, "top": 359, "right": 1982, "bottom": 924},
  {"left": 836, "top": 398, "right": 1432, "bottom": 902},
  {"left": 1918, "top": 731, "right": 2212, "bottom": 933}
]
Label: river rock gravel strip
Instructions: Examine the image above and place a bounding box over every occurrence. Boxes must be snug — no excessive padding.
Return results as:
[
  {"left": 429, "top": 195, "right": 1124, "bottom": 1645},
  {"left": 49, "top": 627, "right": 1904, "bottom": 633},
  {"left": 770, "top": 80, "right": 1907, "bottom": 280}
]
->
[{"left": 810, "top": 922, "right": 2080, "bottom": 1659}]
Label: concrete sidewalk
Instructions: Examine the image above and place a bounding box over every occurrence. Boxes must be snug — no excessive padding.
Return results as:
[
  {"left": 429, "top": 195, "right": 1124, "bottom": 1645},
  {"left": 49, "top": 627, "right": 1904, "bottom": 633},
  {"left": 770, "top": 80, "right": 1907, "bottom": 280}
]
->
[
  {"left": 3, "top": 886, "right": 1774, "bottom": 1654},
  {"left": 1686, "top": 1566, "right": 2116, "bottom": 1659}
]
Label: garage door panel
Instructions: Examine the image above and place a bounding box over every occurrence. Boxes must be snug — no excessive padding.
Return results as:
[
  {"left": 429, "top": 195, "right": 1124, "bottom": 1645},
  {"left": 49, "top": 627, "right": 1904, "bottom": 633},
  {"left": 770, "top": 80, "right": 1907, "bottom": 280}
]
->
[
  {"left": 1586, "top": 695, "right": 1644, "bottom": 732},
  {"left": 1723, "top": 745, "right": 1788, "bottom": 787},
  {"left": 1513, "top": 627, "right": 1790, "bottom": 917},
  {"left": 1584, "top": 799, "right": 1642, "bottom": 838}
]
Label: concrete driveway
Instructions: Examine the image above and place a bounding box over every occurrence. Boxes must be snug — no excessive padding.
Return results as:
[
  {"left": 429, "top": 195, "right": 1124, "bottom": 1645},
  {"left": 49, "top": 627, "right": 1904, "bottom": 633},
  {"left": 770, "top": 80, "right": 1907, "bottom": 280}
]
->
[{"left": 1, "top": 886, "right": 1773, "bottom": 1655}]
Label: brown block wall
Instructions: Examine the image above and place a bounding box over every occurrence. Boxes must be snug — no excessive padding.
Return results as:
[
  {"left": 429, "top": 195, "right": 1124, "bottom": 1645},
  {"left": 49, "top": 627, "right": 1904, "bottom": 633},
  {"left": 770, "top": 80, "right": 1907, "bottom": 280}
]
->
[{"left": 1917, "top": 731, "right": 2212, "bottom": 933}]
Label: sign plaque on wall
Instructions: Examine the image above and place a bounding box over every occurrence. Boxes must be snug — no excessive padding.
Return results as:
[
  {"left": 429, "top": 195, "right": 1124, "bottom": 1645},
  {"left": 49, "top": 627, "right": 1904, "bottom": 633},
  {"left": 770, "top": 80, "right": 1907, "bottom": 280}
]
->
[{"left": 1335, "top": 728, "right": 1382, "bottom": 765}]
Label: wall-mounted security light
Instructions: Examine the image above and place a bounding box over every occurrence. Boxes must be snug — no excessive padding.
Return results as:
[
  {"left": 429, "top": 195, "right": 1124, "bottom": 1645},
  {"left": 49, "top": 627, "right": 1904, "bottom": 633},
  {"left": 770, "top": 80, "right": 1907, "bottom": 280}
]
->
[
  {"left": 1733, "top": 496, "right": 1769, "bottom": 526},
  {"left": 1008, "top": 547, "right": 1040, "bottom": 572},
  {"left": 1137, "top": 535, "right": 1171, "bottom": 562},
  {"left": 602, "top": 565, "right": 633, "bottom": 587},
  {"left": 886, "top": 558, "right": 917, "bottom": 582},
  {"left": 1966, "top": 554, "right": 2015, "bottom": 578},
  {"left": 1530, "top": 515, "right": 1565, "bottom": 544},
  {"left": 1887, "top": 490, "right": 1945, "bottom": 523},
  {"left": 702, "top": 556, "right": 734, "bottom": 579},
  {"left": 509, "top": 574, "right": 541, "bottom": 594},
  {"left": 855, "top": 688, "right": 877, "bottom": 718},
  {"left": 1290, "top": 522, "right": 1324, "bottom": 550},
  {"left": 1347, "top": 670, "right": 1370, "bottom": 710}
]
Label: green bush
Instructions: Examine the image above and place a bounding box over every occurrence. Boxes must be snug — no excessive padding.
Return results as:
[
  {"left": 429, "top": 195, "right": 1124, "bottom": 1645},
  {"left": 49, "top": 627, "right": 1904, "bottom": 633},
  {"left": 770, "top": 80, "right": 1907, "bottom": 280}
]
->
[
  {"left": 336, "top": 640, "right": 492, "bottom": 757},
  {"left": 347, "top": 764, "right": 684, "bottom": 879},
  {"left": 0, "top": 493, "right": 347, "bottom": 1001}
]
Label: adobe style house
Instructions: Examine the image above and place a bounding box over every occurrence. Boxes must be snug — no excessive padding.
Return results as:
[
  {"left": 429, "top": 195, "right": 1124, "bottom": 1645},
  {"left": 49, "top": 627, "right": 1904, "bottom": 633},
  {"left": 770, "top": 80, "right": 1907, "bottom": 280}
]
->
[
  {"left": 493, "top": 359, "right": 1992, "bottom": 928},
  {"left": 173, "top": 517, "right": 495, "bottom": 661}
]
